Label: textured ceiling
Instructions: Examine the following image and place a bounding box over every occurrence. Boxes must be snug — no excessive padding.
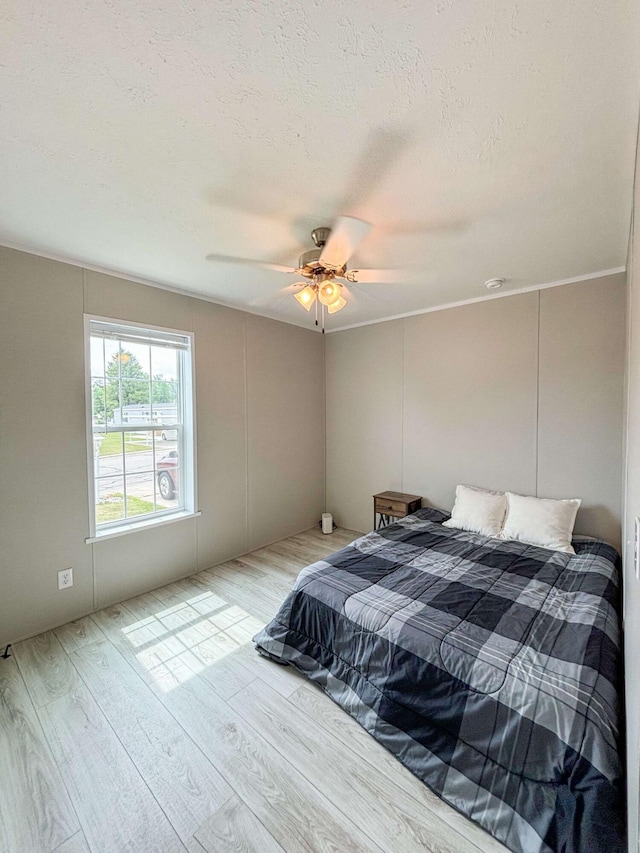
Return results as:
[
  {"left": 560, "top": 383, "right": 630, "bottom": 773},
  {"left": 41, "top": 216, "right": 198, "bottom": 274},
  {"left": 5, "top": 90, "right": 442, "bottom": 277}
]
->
[{"left": 1, "top": 0, "right": 639, "bottom": 330}]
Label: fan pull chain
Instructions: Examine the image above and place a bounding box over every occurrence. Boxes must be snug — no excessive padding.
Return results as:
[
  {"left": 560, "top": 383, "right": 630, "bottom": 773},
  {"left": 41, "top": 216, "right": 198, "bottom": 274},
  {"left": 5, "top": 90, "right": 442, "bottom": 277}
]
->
[
  {"left": 322, "top": 303, "right": 325, "bottom": 334},
  {"left": 315, "top": 295, "right": 318, "bottom": 326}
]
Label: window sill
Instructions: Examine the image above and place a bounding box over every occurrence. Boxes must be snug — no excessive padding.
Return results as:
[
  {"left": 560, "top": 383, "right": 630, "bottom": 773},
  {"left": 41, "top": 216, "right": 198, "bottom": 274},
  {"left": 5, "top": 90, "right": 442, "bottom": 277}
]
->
[{"left": 86, "top": 510, "right": 201, "bottom": 544}]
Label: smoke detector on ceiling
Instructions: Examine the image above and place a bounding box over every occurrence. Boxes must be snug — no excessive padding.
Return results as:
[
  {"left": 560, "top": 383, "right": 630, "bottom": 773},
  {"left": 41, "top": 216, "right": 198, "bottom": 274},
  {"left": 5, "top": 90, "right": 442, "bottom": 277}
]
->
[{"left": 485, "top": 278, "right": 504, "bottom": 290}]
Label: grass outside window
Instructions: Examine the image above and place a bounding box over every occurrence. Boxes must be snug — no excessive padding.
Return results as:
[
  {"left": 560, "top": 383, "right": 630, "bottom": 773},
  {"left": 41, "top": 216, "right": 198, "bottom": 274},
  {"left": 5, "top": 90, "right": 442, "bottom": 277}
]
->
[
  {"left": 98, "top": 432, "right": 156, "bottom": 456},
  {"left": 96, "top": 493, "right": 155, "bottom": 523}
]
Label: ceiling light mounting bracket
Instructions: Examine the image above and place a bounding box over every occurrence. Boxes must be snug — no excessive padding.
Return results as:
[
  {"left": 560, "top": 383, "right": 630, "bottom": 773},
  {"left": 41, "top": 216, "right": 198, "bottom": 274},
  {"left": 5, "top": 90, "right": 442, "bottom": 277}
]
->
[{"left": 310, "top": 227, "right": 331, "bottom": 248}]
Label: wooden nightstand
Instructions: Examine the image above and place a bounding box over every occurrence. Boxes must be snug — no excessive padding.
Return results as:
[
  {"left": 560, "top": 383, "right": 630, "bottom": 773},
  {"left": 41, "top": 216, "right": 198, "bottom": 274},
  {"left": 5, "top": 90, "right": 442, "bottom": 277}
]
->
[{"left": 373, "top": 491, "right": 422, "bottom": 530}]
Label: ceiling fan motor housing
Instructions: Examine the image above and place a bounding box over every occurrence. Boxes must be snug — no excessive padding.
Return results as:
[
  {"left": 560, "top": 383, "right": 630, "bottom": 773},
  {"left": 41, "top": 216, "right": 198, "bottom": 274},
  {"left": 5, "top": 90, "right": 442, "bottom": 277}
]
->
[
  {"left": 297, "top": 248, "right": 347, "bottom": 278},
  {"left": 299, "top": 227, "right": 347, "bottom": 278}
]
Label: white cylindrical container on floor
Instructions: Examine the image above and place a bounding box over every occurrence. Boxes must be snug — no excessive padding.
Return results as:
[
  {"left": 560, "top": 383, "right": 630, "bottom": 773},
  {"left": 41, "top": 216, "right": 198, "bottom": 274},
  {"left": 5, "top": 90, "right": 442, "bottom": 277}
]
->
[{"left": 322, "top": 512, "right": 333, "bottom": 534}]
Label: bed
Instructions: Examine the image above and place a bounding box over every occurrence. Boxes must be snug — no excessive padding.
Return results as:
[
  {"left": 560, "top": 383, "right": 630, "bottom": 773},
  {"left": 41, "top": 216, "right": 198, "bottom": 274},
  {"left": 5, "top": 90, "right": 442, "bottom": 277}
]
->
[{"left": 253, "top": 507, "right": 624, "bottom": 853}]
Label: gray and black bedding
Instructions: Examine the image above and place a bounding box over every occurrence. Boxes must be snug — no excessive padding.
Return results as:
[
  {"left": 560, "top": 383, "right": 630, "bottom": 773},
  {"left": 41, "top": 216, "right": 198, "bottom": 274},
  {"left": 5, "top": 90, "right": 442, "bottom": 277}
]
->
[{"left": 254, "top": 507, "right": 624, "bottom": 853}]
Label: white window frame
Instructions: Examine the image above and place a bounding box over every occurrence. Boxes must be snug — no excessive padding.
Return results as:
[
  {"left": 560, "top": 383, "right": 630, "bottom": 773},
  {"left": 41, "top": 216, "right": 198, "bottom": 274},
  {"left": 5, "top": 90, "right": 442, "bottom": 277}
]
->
[{"left": 84, "top": 314, "right": 198, "bottom": 542}]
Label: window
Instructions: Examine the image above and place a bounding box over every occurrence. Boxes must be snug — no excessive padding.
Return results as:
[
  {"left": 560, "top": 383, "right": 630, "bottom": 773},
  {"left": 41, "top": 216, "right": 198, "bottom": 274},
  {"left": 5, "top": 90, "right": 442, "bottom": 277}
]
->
[{"left": 85, "top": 316, "right": 196, "bottom": 540}]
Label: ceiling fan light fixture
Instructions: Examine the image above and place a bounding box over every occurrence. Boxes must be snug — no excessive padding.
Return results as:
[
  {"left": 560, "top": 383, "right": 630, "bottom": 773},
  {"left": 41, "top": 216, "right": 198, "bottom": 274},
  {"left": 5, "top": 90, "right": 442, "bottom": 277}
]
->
[
  {"left": 208, "top": 218, "right": 397, "bottom": 330},
  {"left": 318, "top": 280, "right": 341, "bottom": 306},
  {"left": 294, "top": 284, "right": 317, "bottom": 310},
  {"left": 327, "top": 295, "right": 347, "bottom": 314}
]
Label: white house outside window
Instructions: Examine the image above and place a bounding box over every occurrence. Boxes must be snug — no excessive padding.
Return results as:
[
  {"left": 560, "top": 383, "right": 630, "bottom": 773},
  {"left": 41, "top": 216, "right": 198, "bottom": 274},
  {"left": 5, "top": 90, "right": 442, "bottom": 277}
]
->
[{"left": 85, "top": 317, "right": 196, "bottom": 540}]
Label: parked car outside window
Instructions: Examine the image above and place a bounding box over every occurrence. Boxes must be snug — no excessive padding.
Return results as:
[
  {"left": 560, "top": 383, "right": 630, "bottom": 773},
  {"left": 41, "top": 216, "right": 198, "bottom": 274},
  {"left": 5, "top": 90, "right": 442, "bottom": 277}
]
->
[{"left": 157, "top": 450, "right": 178, "bottom": 500}]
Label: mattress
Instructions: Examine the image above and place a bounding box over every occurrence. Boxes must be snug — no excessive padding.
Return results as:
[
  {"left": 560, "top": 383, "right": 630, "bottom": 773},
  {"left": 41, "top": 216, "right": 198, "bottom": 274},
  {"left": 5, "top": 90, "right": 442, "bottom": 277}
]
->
[{"left": 254, "top": 508, "right": 624, "bottom": 853}]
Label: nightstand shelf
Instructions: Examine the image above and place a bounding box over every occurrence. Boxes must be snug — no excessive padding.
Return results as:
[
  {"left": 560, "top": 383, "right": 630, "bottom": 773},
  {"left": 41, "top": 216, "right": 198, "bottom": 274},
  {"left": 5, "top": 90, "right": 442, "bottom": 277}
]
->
[{"left": 373, "top": 491, "right": 422, "bottom": 530}]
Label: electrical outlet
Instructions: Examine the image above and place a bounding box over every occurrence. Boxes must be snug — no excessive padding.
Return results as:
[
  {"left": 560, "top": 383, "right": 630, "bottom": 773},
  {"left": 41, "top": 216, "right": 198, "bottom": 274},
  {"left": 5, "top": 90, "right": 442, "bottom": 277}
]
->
[{"left": 58, "top": 568, "right": 73, "bottom": 590}]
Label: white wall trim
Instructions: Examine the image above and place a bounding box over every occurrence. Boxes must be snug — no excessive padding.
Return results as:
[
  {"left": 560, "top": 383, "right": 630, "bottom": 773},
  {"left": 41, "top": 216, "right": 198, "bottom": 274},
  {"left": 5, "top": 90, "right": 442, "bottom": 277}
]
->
[
  {"left": 621, "top": 87, "right": 640, "bottom": 853},
  {"left": 326, "top": 268, "right": 627, "bottom": 333},
  {"left": 0, "top": 239, "right": 625, "bottom": 336}
]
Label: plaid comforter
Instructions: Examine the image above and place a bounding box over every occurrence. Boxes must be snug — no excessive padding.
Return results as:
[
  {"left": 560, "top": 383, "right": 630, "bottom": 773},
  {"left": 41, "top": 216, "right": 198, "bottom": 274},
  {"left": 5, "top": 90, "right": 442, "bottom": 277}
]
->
[{"left": 254, "top": 508, "right": 624, "bottom": 853}]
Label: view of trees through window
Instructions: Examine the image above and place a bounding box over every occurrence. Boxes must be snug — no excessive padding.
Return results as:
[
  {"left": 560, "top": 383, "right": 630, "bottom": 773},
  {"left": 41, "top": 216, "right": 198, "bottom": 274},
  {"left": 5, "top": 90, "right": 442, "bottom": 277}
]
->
[{"left": 91, "top": 348, "right": 177, "bottom": 424}]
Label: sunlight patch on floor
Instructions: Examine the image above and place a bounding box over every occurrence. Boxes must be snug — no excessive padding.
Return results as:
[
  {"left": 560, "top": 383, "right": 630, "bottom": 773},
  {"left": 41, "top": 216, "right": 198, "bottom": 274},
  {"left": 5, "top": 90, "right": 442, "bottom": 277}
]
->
[{"left": 119, "top": 586, "right": 270, "bottom": 692}]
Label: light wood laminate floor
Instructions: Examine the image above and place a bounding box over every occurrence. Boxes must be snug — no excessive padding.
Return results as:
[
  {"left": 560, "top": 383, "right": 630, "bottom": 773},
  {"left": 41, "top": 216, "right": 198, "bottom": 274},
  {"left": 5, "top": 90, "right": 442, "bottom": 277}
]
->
[{"left": 1, "top": 526, "right": 509, "bottom": 853}]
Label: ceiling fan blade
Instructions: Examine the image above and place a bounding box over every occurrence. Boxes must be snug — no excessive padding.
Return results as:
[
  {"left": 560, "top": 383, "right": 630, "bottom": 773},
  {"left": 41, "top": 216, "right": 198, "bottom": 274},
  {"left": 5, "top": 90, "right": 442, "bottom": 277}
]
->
[
  {"left": 248, "top": 282, "right": 304, "bottom": 307},
  {"left": 206, "top": 253, "right": 298, "bottom": 274},
  {"left": 337, "top": 127, "right": 414, "bottom": 212},
  {"left": 386, "top": 218, "right": 468, "bottom": 236},
  {"left": 346, "top": 268, "right": 408, "bottom": 284},
  {"left": 319, "top": 217, "right": 372, "bottom": 271}
]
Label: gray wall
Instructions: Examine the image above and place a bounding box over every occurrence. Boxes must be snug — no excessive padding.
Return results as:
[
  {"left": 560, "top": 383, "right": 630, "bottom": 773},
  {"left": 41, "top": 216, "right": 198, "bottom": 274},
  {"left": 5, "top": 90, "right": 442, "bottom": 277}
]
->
[
  {"left": 326, "top": 274, "right": 626, "bottom": 547},
  {"left": 623, "top": 122, "right": 640, "bottom": 851},
  {"left": 0, "top": 244, "right": 627, "bottom": 658},
  {"left": 0, "top": 247, "right": 324, "bottom": 646}
]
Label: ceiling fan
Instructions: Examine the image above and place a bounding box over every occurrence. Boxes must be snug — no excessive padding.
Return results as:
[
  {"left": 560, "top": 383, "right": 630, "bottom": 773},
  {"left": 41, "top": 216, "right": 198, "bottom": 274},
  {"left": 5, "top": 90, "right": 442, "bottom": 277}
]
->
[{"left": 206, "top": 215, "right": 400, "bottom": 331}]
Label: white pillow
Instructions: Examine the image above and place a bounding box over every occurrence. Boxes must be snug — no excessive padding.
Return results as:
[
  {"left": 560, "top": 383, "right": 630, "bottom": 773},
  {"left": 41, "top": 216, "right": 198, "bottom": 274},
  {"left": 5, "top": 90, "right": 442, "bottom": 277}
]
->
[
  {"left": 500, "top": 492, "right": 581, "bottom": 554},
  {"left": 443, "top": 484, "right": 507, "bottom": 538}
]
